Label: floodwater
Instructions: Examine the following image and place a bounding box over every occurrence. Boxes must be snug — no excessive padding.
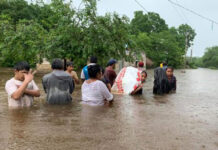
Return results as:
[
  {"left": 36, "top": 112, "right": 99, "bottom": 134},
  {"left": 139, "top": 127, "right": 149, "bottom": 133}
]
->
[{"left": 0, "top": 68, "right": 218, "bottom": 150}]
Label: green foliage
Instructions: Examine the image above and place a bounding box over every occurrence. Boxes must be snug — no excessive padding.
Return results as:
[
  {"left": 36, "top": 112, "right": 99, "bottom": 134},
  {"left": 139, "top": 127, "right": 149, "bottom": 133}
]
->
[
  {"left": 191, "top": 46, "right": 218, "bottom": 69},
  {"left": 190, "top": 57, "right": 203, "bottom": 68},
  {"left": 0, "top": 0, "right": 196, "bottom": 69},
  {"left": 130, "top": 12, "right": 196, "bottom": 68},
  {"left": 0, "top": 19, "right": 47, "bottom": 67},
  {"left": 178, "top": 24, "right": 196, "bottom": 49},
  {"left": 202, "top": 46, "right": 218, "bottom": 68},
  {"left": 0, "top": 0, "right": 41, "bottom": 24},
  {"left": 148, "top": 30, "right": 184, "bottom": 67},
  {"left": 131, "top": 11, "right": 168, "bottom": 35}
]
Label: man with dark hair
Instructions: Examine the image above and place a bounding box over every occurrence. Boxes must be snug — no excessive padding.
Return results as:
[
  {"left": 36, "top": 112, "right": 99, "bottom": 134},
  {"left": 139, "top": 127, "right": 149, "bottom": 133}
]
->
[
  {"left": 66, "top": 61, "right": 79, "bottom": 84},
  {"left": 166, "top": 66, "right": 176, "bottom": 92},
  {"left": 42, "top": 59, "right": 74, "bottom": 104},
  {"left": 80, "top": 56, "right": 97, "bottom": 81},
  {"left": 104, "top": 59, "right": 117, "bottom": 86},
  {"left": 51, "top": 59, "right": 65, "bottom": 70},
  {"left": 5, "top": 61, "right": 40, "bottom": 107}
]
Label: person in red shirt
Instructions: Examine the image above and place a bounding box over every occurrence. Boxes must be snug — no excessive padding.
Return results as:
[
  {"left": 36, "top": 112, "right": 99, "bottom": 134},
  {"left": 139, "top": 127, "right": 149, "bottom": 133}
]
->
[
  {"left": 104, "top": 59, "right": 117, "bottom": 87},
  {"left": 137, "top": 61, "right": 145, "bottom": 71}
]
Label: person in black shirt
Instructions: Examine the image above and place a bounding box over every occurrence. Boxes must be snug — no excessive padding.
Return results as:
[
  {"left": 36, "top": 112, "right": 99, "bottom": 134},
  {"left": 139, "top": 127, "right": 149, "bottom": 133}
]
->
[{"left": 166, "top": 67, "right": 176, "bottom": 92}]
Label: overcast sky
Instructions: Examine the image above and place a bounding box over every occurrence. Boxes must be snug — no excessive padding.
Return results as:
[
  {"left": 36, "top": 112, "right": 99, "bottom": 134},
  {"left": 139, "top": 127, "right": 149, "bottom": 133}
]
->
[{"left": 42, "top": 0, "right": 218, "bottom": 57}]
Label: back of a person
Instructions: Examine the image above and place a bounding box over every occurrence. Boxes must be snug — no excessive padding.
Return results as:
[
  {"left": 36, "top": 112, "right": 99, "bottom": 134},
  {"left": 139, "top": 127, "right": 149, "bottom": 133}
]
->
[
  {"left": 43, "top": 71, "right": 74, "bottom": 104},
  {"left": 153, "top": 67, "right": 169, "bottom": 94},
  {"left": 105, "top": 66, "right": 116, "bottom": 86},
  {"left": 80, "top": 56, "right": 98, "bottom": 81},
  {"left": 82, "top": 65, "right": 89, "bottom": 80},
  {"left": 82, "top": 80, "right": 107, "bottom": 106},
  {"left": 104, "top": 59, "right": 117, "bottom": 86},
  {"left": 82, "top": 64, "right": 113, "bottom": 106}
]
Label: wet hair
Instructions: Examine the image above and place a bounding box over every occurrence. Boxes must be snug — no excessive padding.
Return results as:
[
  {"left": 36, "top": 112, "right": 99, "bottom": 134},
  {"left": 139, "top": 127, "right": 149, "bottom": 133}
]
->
[
  {"left": 66, "top": 61, "right": 73, "bottom": 67},
  {"left": 166, "top": 66, "right": 174, "bottom": 71},
  {"left": 141, "top": 70, "right": 147, "bottom": 77},
  {"left": 14, "top": 61, "right": 30, "bottom": 71},
  {"left": 90, "top": 56, "right": 97, "bottom": 63},
  {"left": 52, "top": 59, "right": 64, "bottom": 70},
  {"left": 88, "top": 64, "right": 101, "bottom": 78}
]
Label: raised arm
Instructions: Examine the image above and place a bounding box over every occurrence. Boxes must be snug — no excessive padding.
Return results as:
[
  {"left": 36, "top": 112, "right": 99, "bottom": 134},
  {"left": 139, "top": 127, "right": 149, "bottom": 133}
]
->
[
  {"left": 11, "top": 71, "right": 34, "bottom": 100},
  {"left": 24, "top": 80, "right": 40, "bottom": 97}
]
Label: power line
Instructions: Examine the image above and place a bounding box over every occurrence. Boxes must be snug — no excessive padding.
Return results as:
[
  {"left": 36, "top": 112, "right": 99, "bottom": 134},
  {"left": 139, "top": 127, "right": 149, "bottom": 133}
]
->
[
  {"left": 170, "top": 1, "right": 187, "bottom": 23},
  {"left": 168, "top": 0, "right": 218, "bottom": 25},
  {"left": 134, "top": 0, "right": 149, "bottom": 13},
  {"left": 134, "top": 0, "right": 155, "bottom": 27},
  {"left": 175, "top": 0, "right": 189, "bottom": 23}
]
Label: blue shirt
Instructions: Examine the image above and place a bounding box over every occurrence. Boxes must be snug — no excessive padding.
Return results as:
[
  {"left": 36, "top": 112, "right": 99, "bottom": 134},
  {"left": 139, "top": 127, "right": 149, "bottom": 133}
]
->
[{"left": 83, "top": 66, "right": 89, "bottom": 80}]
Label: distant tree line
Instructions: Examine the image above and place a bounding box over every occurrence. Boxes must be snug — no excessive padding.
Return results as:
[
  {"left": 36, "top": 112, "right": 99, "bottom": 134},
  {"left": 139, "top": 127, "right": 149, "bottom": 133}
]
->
[{"left": 192, "top": 46, "right": 218, "bottom": 69}]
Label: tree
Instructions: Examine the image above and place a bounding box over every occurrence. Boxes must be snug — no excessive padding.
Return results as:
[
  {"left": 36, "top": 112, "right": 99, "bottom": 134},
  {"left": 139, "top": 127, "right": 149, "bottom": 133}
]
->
[
  {"left": 148, "top": 30, "right": 185, "bottom": 67},
  {"left": 132, "top": 32, "right": 151, "bottom": 60},
  {"left": 0, "top": 0, "right": 196, "bottom": 69},
  {"left": 0, "top": 20, "right": 47, "bottom": 67},
  {"left": 38, "top": 0, "right": 134, "bottom": 68},
  {"left": 130, "top": 11, "right": 168, "bottom": 35},
  {"left": 0, "top": 0, "right": 41, "bottom": 25},
  {"left": 202, "top": 46, "right": 218, "bottom": 68},
  {"left": 178, "top": 24, "right": 196, "bottom": 49}
]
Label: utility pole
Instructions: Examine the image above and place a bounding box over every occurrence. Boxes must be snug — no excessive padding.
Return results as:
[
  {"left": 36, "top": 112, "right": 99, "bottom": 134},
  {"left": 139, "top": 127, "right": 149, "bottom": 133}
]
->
[
  {"left": 190, "top": 46, "right": 193, "bottom": 63},
  {"left": 184, "top": 32, "right": 189, "bottom": 69}
]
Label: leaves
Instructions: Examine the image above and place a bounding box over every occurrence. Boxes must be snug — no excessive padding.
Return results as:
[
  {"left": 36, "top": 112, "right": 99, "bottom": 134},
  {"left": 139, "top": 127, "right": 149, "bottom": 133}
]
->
[
  {"left": 202, "top": 46, "right": 218, "bottom": 68},
  {"left": 0, "top": 0, "right": 196, "bottom": 69}
]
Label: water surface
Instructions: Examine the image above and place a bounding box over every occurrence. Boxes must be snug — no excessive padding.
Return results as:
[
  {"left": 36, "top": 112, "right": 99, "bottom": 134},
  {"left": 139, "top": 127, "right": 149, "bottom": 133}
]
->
[{"left": 0, "top": 68, "right": 218, "bottom": 150}]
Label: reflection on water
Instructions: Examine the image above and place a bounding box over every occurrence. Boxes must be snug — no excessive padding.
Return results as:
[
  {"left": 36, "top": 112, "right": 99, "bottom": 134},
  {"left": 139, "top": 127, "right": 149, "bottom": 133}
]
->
[{"left": 0, "top": 68, "right": 218, "bottom": 150}]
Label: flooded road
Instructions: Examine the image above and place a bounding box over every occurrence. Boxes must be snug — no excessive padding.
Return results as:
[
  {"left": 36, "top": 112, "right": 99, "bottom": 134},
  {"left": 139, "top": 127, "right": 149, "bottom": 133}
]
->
[{"left": 0, "top": 68, "right": 218, "bottom": 150}]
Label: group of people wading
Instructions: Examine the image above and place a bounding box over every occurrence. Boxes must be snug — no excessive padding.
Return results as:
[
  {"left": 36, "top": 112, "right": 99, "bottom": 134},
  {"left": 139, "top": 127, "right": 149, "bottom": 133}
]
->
[{"left": 5, "top": 57, "right": 176, "bottom": 108}]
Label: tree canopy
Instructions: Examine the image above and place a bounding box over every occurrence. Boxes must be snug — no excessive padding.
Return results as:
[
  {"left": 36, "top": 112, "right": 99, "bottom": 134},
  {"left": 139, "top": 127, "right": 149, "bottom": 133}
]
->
[
  {"left": 0, "top": 0, "right": 196, "bottom": 68},
  {"left": 202, "top": 46, "right": 218, "bottom": 68}
]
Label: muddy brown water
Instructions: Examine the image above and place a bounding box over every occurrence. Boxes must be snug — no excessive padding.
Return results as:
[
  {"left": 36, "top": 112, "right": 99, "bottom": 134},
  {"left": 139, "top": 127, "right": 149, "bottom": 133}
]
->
[{"left": 0, "top": 68, "right": 218, "bottom": 150}]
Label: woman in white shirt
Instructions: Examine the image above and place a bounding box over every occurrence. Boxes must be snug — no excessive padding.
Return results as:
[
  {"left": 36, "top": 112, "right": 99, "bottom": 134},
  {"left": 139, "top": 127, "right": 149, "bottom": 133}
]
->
[{"left": 81, "top": 64, "right": 113, "bottom": 106}]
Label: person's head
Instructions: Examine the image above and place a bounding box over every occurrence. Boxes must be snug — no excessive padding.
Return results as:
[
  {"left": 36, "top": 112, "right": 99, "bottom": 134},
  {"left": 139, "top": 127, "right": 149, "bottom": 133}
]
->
[
  {"left": 107, "top": 59, "right": 117, "bottom": 69},
  {"left": 88, "top": 64, "right": 102, "bottom": 80},
  {"left": 51, "top": 59, "right": 64, "bottom": 70},
  {"left": 138, "top": 61, "right": 144, "bottom": 68},
  {"left": 14, "top": 61, "right": 30, "bottom": 81},
  {"left": 141, "top": 70, "right": 147, "bottom": 83},
  {"left": 163, "top": 62, "right": 168, "bottom": 66},
  {"left": 166, "top": 66, "right": 174, "bottom": 78},
  {"left": 66, "top": 61, "right": 73, "bottom": 72},
  {"left": 90, "top": 56, "right": 97, "bottom": 64}
]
